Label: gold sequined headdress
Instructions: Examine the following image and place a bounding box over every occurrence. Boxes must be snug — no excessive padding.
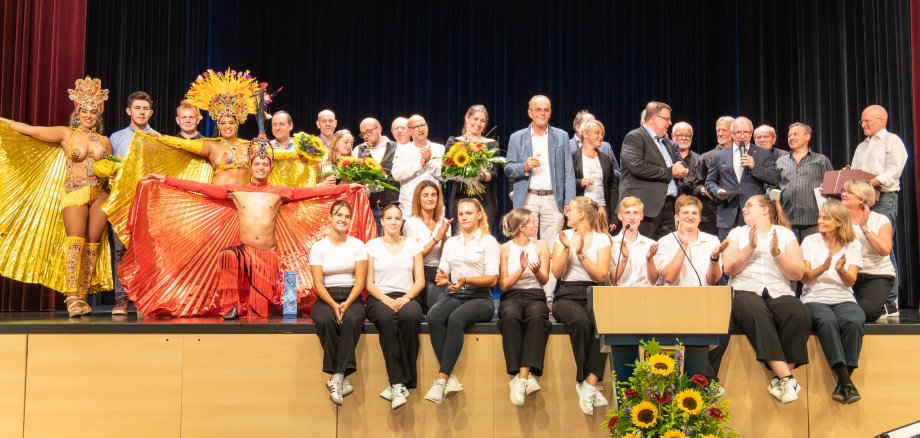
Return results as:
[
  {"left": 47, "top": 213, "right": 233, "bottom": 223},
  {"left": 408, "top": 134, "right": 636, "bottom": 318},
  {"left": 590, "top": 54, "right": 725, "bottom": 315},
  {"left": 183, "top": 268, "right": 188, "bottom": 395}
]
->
[
  {"left": 68, "top": 76, "right": 109, "bottom": 112},
  {"left": 184, "top": 68, "right": 258, "bottom": 124}
]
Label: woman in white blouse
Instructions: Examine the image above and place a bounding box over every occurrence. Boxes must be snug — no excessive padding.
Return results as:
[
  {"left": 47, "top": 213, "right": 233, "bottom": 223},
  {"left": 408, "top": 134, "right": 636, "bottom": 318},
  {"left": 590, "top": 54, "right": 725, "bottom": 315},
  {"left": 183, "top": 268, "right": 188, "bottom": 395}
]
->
[
  {"left": 841, "top": 179, "right": 895, "bottom": 322},
  {"left": 800, "top": 200, "right": 864, "bottom": 404},
  {"left": 497, "top": 208, "right": 551, "bottom": 406},
  {"left": 309, "top": 200, "right": 368, "bottom": 406},
  {"left": 716, "top": 194, "right": 807, "bottom": 404},
  {"left": 423, "top": 199, "right": 499, "bottom": 404},
  {"left": 403, "top": 181, "right": 452, "bottom": 312},
  {"left": 365, "top": 203, "right": 425, "bottom": 410},
  {"left": 648, "top": 195, "right": 728, "bottom": 286},
  {"left": 551, "top": 196, "right": 612, "bottom": 416},
  {"left": 609, "top": 197, "right": 656, "bottom": 286}
]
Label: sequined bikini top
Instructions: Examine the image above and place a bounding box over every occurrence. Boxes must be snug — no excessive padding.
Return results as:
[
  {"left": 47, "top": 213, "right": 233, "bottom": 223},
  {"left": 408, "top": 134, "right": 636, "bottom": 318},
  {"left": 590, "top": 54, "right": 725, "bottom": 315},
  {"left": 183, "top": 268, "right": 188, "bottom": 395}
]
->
[{"left": 215, "top": 140, "right": 251, "bottom": 172}]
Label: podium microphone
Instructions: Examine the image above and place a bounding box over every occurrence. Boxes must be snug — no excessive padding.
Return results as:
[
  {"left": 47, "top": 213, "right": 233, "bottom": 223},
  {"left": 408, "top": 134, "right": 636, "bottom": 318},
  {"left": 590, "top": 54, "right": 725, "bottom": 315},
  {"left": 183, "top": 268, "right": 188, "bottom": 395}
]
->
[
  {"left": 613, "top": 224, "right": 630, "bottom": 286},
  {"left": 671, "top": 227, "right": 704, "bottom": 286}
]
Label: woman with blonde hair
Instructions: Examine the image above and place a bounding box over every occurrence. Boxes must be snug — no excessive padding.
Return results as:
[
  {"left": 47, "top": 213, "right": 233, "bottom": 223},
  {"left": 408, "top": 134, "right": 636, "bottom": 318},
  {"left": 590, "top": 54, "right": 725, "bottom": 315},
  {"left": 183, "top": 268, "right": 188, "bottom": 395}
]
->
[
  {"left": 446, "top": 105, "right": 500, "bottom": 233},
  {"left": 497, "top": 208, "right": 551, "bottom": 406},
  {"left": 551, "top": 196, "right": 612, "bottom": 416},
  {"left": 318, "top": 129, "right": 355, "bottom": 186},
  {"left": 840, "top": 179, "right": 894, "bottom": 321},
  {"left": 800, "top": 200, "right": 864, "bottom": 404}
]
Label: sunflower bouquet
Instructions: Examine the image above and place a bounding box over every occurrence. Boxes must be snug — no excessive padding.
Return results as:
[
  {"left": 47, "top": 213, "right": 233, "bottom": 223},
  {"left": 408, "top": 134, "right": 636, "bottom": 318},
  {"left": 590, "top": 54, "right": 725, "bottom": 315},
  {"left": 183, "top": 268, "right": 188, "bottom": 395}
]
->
[
  {"left": 291, "top": 131, "right": 326, "bottom": 163},
  {"left": 441, "top": 140, "right": 506, "bottom": 196},
  {"left": 331, "top": 156, "right": 398, "bottom": 193},
  {"left": 604, "top": 340, "right": 736, "bottom": 438}
]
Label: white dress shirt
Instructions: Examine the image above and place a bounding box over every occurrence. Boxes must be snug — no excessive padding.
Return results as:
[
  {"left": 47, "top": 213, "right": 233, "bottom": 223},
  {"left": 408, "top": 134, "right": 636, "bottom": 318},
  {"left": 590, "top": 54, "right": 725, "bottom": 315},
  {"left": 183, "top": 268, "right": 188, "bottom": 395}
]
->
[
  {"left": 610, "top": 233, "right": 656, "bottom": 286},
  {"left": 439, "top": 230, "right": 500, "bottom": 284},
  {"left": 851, "top": 128, "right": 909, "bottom": 192},
  {"left": 529, "top": 128, "right": 552, "bottom": 190},
  {"left": 726, "top": 225, "right": 798, "bottom": 298},
  {"left": 653, "top": 231, "right": 721, "bottom": 286}
]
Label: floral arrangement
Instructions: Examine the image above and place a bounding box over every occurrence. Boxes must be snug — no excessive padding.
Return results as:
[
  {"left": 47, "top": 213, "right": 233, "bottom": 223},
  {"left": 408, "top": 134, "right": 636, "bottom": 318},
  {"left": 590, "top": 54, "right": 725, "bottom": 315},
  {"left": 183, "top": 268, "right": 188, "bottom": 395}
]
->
[
  {"left": 332, "top": 156, "right": 398, "bottom": 192},
  {"left": 605, "top": 340, "right": 736, "bottom": 438},
  {"left": 441, "top": 140, "right": 506, "bottom": 195},
  {"left": 92, "top": 155, "right": 123, "bottom": 179},
  {"left": 292, "top": 131, "right": 326, "bottom": 163}
]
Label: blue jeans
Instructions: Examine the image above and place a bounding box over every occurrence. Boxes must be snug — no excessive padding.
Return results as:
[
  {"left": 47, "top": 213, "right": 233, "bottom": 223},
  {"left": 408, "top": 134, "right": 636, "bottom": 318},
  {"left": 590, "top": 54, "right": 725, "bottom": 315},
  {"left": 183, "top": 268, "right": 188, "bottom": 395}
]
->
[{"left": 871, "top": 192, "right": 899, "bottom": 307}]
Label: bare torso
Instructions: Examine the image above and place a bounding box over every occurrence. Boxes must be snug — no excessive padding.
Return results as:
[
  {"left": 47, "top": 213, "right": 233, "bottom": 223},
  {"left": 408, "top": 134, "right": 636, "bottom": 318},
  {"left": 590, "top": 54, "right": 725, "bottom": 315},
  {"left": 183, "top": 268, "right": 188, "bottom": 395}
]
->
[
  {"left": 65, "top": 130, "right": 112, "bottom": 180},
  {"left": 206, "top": 139, "right": 252, "bottom": 185},
  {"left": 229, "top": 191, "right": 282, "bottom": 250}
]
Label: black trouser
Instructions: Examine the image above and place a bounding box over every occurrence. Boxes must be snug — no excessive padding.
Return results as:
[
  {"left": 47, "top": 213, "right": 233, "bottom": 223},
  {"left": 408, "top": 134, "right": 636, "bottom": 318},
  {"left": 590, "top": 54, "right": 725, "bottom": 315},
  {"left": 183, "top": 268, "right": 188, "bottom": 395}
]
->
[
  {"left": 366, "top": 292, "right": 423, "bottom": 388},
  {"left": 498, "top": 288, "right": 550, "bottom": 376},
  {"left": 552, "top": 281, "right": 606, "bottom": 383},
  {"left": 709, "top": 290, "right": 811, "bottom": 375},
  {"left": 422, "top": 266, "right": 449, "bottom": 314},
  {"left": 313, "top": 286, "right": 366, "bottom": 376},
  {"left": 806, "top": 302, "right": 865, "bottom": 370},
  {"left": 639, "top": 195, "right": 676, "bottom": 240},
  {"left": 853, "top": 273, "right": 893, "bottom": 322},
  {"left": 427, "top": 290, "right": 495, "bottom": 375}
]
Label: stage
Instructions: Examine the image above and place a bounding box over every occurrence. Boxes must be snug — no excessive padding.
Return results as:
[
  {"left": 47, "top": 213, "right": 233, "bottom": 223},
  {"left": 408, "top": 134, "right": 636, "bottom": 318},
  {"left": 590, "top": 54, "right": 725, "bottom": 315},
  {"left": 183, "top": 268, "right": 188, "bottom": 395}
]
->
[{"left": 0, "top": 308, "right": 917, "bottom": 437}]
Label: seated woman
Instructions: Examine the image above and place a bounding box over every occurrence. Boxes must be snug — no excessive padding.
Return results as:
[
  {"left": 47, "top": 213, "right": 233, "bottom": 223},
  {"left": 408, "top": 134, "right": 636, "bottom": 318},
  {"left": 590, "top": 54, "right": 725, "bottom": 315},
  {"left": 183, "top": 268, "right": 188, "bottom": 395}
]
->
[
  {"left": 403, "top": 181, "right": 452, "bottom": 312},
  {"left": 609, "top": 197, "right": 656, "bottom": 286},
  {"left": 648, "top": 195, "right": 727, "bottom": 286},
  {"left": 717, "top": 195, "right": 808, "bottom": 404},
  {"left": 497, "top": 208, "right": 551, "bottom": 407},
  {"left": 800, "top": 200, "right": 864, "bottom": 404},
  {"left": 365, "top": 203, "right": 425, "bottom": 410},
  {"left": 318, "top": 129, "right": 355, "bottom": 186},
  {"left": 310, "top": 200, "right": 368, "bottom": 406},
  {"left": 841, "top": 179, "right": 894, "bottom": 322},
  {"left": 551, "top": 196, "right": 612, "bottom": 416},
  {"left": 424, "top": 199, "right": 499, "bottom": 404},
  {"left": 573, "top": 120, "right": 618, "bottom": 232}
]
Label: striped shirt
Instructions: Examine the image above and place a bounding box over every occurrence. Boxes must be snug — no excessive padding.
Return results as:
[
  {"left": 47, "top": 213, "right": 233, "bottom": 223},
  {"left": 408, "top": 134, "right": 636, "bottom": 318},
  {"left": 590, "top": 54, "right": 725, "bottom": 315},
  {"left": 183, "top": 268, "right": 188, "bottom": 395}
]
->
[{"left": 776, "top": 149, "right": 832, "bottom": 226}]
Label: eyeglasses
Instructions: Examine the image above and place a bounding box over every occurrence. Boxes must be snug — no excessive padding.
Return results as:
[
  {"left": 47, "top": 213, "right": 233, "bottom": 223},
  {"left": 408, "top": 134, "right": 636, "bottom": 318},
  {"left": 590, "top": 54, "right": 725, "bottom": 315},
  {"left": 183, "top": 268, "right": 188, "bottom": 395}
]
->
[
  {"left": 360, "top": 127, "right": 379, "bottom": 137},
  {"left": 673, "top": 133, "right": 692, "bottom": 139},
  {"left": 530, "top": 108, "right": 551, "bottom": 114},
  {"left": 656, "top": 115, "right": 672, "bottom": 123},
  {"left": 408, "top": 123, "right": 427, "bottom": 130}
]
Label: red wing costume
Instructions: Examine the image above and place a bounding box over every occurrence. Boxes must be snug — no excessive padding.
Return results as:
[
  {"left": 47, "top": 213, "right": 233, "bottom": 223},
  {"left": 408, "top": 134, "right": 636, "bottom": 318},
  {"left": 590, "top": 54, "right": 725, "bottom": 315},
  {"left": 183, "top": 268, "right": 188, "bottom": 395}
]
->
[{"left": 120, "top": 180, "right": 376, "bottom": 317}]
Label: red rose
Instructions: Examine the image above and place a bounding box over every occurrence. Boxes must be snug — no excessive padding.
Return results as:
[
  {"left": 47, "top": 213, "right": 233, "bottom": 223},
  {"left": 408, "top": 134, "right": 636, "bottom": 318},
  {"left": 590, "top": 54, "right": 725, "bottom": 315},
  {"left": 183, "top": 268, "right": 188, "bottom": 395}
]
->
[
  {"left": 652, "top": 391, "right": 671, "bottom": 404},
  {"left": 708, "top": 407, "right": 723, "bottom": 419},
  {"left": 260, "top": 82, "right": 268, "bottom": 88},
  {"left": 624, "top": 388, "right": 638, "bottom": 399},
  {"left": 606, "top": 416, "right": 619, "bottom": 429},
  {"left": 341, "top": 160, "right": 352, "bottom": 167},
  {"left": 691, "top": 374, "right": 709, "bottom": 387},
  {"left": 445, "top": 157, "right": 453, "bottom": 165}
]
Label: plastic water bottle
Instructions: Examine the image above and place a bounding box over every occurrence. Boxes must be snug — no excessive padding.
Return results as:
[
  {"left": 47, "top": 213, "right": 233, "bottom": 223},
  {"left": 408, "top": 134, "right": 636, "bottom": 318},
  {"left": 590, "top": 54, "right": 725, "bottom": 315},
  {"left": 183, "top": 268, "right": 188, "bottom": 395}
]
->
[{"left": 283, "top": 271, "right": 298, "bottom": 319}]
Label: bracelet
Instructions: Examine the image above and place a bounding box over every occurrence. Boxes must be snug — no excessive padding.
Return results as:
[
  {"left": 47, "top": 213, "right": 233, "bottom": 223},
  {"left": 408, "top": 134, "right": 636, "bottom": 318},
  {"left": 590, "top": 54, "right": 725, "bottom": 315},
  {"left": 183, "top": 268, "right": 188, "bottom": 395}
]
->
[
  {"left": 577, "top": 253, "right": 586, "bottom": 261},
  {"left": 710, "top": 256, "right": 719, "bottom": 262}
]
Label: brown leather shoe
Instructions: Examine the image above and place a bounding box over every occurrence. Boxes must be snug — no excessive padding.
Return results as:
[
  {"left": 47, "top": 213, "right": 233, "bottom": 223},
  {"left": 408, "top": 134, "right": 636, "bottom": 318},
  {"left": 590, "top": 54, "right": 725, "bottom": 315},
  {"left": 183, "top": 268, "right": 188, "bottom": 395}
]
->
[{"left": 112, "top": 298, "right": 129, "bottom": 316}]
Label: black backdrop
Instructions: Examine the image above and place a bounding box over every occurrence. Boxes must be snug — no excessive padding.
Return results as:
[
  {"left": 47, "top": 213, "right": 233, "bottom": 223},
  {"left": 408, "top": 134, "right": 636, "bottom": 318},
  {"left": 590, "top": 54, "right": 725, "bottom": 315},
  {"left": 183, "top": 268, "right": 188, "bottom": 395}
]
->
[{"left": 85, "top": 0, "right": 918, "bottom": 307}]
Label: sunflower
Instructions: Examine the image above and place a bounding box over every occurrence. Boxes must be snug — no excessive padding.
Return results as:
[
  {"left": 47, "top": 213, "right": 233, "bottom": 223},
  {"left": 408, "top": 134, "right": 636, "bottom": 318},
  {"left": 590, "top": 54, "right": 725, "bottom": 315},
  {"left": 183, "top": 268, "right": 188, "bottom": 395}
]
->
[
  {"left": 701, "top": 435, "right": 719, "bottom": 438},
  {"left": 447, "top": 142, "right": 462, "bottom": 157},
  {"left": 662, "top": 431, "right": 688, "bottom": 438},
  {"left": 648, "top": 353, "right": 675, "bottom": 376},
  {"left": 453, "top": 150, "right": 471, "bottom": 167},
  {"left": 624, "top": 434, "right": 640, "bottom": 438},
  {"left": 630, "top": 401, "right": 658, "bottom": 428},
  {"left": 675, "top": 389, "right": 704, "bottom": 415},
  {"left": 364, "top": 156, "right": 383, "bottom": 171}
]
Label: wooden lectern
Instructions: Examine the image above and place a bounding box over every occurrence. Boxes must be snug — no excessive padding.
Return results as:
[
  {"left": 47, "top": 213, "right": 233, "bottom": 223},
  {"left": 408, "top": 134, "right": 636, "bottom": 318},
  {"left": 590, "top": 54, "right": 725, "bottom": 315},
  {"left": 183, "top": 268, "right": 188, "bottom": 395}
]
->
[
  {"left": 820, "top": 169, "right": 879, "bottom": 200},
  {"left": 591, "top": 286, "right": 732, "bottom": 379}
]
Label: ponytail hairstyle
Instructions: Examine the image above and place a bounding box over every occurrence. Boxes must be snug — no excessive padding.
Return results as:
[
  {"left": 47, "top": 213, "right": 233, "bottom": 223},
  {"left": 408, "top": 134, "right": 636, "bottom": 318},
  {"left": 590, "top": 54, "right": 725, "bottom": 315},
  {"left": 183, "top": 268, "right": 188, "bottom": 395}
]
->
[
  {"left": 749, "top": 194, "right": 791, "bottom": 228},
  {"left": 819, "top": 200, "right": 856, "bottom": 246},
  {"left": 462, "top": 105, "right": 489, "bottom": 138},
  {"left": 457, "top": 198, "right": 490, "bottom": 236},
  {"left": 380, "top": 202, "right": 405, "bottom": 236},
  {"left": 569, "top": 196, "right": 610, "bottom": 238},
  {"left": 500, "top": 208, "right": 535, "bottom": 238},
  {"left": 329, "top": 199, "right": 352, "bottom": 217}
]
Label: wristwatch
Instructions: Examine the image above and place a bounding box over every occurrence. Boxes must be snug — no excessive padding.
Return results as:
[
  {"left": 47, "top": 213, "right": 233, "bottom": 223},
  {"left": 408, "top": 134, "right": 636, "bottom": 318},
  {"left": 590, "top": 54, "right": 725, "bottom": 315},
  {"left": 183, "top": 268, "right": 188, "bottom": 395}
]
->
[{"left": 577, "top": 253, "right": 586, "bottom": 262}]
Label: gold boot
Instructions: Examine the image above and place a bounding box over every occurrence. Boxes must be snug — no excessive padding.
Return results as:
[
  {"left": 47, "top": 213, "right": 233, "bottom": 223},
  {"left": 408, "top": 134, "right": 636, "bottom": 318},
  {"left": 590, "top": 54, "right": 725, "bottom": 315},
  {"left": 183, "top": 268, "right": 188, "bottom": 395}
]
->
[
  {"left": 77, "top": 243, "right": 100, "bottom": 316},
  {"left": 62, "top": 236, "right": 85, "bottom": 317}
]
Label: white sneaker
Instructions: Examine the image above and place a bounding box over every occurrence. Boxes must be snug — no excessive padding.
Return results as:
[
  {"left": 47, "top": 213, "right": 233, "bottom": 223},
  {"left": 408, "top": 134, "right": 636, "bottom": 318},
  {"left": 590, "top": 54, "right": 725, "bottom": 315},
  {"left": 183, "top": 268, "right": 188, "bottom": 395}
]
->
[
  {"left": 424, "top": 379, "right": 447, "bottom": 404},
  {"left": 780, "top": 377, "right": 801, "bottom": 404},
  {"left": 593, "top": 385, "right": 609, "bottom": 408},
  {"left": 391, "top": 384, "right": 409, "bottom": 410},
  {"left": 445, "top": 374, "right": 463, "bottom": 397},
  {"left": 576, "top": 381, "right": 596, "bottom": 416},
  {"left": 509, "top": 375, "right": 527, "bottom": 406},
  {"left": 767, "top": 377, "right": 783, "bottom": 401},
  {"left": 379, "top": 385, "right": 393, "bottom": 401},
  {"left": 328, "top": 373, "right": 345, "bottom": 406},
  {"left": 525, "top": 374, "right": 542, "bottom": 396},
  {"left": 342, "top": 378, "right": 354, "bottom": 397}
]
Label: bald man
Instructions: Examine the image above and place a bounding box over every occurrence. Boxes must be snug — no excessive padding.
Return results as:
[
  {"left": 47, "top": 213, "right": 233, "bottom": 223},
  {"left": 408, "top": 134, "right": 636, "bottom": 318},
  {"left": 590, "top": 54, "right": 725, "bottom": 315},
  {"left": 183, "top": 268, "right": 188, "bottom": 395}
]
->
[
  {"left": 354, "top": 117, "right": 399, "bottom": 231},
  {"left": 851, "top": 104, "right": 908, "bottom": 317},
  {"left": 316, "top": 109, "right": 337, "bottom": 147}
]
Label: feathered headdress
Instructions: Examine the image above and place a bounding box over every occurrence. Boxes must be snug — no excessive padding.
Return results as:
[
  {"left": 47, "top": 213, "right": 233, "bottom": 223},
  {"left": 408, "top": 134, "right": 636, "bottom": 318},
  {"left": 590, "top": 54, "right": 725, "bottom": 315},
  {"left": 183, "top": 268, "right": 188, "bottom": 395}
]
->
[
  {"left": 184, "top": 68, "right": 258, "bottom": 124},
  {"left": 68, "top": 76, "right": 109, "bottom": 112}
]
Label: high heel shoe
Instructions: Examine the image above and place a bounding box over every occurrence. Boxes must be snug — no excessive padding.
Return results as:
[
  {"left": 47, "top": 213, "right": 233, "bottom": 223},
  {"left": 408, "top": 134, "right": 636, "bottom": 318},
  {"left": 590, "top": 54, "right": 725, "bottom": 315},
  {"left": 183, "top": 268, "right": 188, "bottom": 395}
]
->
[{"left": 64, "top": 295, "right": 83, "bottom": 318}]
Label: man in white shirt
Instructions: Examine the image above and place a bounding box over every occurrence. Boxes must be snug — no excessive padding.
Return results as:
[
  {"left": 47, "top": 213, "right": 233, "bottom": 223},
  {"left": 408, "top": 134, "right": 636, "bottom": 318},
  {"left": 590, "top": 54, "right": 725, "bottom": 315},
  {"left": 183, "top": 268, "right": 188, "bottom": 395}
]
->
[
  {"left": 851, "top": 104, "right": 908, "bottom": 316},
  {"left": 270, "top": 111, "right": 294, "bottom": 150},
  {"left": 391, "top": 116, "right": 410, "bottom": 145},
  {"left": 316, "top": 109, "right": 337, "bottom": 147},
  {"left": 391, "top": 114, "right": 444, "bottom": 217}
]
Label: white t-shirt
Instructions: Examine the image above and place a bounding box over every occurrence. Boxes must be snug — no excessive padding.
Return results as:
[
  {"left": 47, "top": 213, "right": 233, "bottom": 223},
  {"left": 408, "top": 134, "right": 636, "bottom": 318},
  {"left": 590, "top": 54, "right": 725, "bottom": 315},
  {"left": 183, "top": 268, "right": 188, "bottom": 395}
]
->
[
  {"left": 852, "top": 212, "right": 896, "bottom": 276},
  {"left": 800, "top": 234, "right": 863, "bottom": 304},
  {"left": 366, "top": 238, "right": 422, "bottom": 295},
  {"left": 439, "top": 230, "right": 500, "bottom": 283},
  {"left": 610, "top": 233, "right": 656, "bottom": 286},
  {"left": 581, "top": 154, "right": 605, "bottom": 206},
  {"left": 654, "top": 231, "right": 721, "bottom": 286},
  {"left": 309, "top": 236, "right": 368, "bottom": 288},
  {"left": 529, "top": 130, "right": 552, "bottom": 190},
  {"left": 404, "top": 216, "right": 451, "bottom": 267},
  {"left": 726, "top": 225, "right": 798, "bottom": 298},
  {"left": 506, "top": 239, "right": 542, "bottom": 290},
  {"left": 556, "top": 230, "right": 612, "bottom": 283}
]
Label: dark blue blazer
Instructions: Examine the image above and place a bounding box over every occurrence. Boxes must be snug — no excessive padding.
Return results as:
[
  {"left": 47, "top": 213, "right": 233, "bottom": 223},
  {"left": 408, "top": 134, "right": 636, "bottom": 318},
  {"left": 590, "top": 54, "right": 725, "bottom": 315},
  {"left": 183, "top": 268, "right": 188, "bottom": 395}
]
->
[{"left": 704, "top": 144, "right": 781, "bottom": 229}]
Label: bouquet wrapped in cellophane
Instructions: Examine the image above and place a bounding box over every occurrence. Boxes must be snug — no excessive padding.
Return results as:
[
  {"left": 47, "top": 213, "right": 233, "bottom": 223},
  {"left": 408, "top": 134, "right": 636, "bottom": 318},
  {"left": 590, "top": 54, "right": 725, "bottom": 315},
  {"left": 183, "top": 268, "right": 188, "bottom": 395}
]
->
[
  {"left": 441, "top": 140, "right": 506, "bottom": 196},
  {"left": 291, "top": 131, "right": 326, "bottom": 163},
  {"left": 330, "top": 156, "right": 397, "bottom": 193}
]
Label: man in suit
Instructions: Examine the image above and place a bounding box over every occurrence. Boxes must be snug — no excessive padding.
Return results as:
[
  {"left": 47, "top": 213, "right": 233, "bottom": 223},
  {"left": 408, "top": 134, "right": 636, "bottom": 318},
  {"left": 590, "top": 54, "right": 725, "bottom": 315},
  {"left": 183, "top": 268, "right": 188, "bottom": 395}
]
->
[
  {"left": 619, "top": 101, "right": 688, "bottom": 240},
  {"left": 506, "top": 95, "right": 575, "bottom": 297},
  {"left": 354, "top": 117, "right": 399, "bottom": 233},
  {"left": 569, "top": 110, "right": 619, "bottom": 172},
  {"left": 672, "top": 122, "right": 702, "bottom": 198},
  {"left": 704, "top": 116, "right": 780, "bottom": 240}
]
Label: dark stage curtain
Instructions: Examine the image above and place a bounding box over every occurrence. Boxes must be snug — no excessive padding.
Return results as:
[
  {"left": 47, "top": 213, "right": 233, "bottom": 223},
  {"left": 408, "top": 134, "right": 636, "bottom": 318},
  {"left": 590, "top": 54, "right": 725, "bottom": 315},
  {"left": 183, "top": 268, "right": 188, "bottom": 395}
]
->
[
  {"left": 84, "top": 0, "right": 917, "bottom": 308},
  {"left": 0, "top": 0, "right": 86, "bottom": 311}
]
